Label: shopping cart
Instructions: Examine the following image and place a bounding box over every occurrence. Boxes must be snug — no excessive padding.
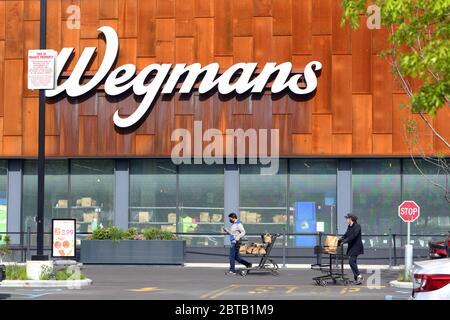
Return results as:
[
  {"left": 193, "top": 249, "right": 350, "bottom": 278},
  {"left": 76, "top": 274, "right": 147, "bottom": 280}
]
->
[
  {"left": 311, "top": 242, "right": 350, "bottom": 286},
  {"left": 238, "top": 233, "right": 280, "bottom": 277}
]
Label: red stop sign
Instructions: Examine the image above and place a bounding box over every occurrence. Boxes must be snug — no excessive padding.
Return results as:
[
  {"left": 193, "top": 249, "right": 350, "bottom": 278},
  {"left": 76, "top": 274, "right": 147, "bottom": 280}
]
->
[{"left": 398, "top": 201, "right": 420, "bottom": 222}]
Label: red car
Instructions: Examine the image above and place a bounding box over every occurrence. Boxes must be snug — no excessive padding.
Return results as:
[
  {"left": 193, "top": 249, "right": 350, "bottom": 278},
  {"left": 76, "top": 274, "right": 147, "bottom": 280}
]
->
[{"left": 429, "top": 232, "right": 450, "bottom": 259}]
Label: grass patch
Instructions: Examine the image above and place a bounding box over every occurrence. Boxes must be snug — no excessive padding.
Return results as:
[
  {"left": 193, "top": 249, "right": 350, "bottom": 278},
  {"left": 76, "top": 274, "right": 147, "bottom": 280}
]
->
[{"left": 6, "top": 264, "right": 30, "bottom": 280}]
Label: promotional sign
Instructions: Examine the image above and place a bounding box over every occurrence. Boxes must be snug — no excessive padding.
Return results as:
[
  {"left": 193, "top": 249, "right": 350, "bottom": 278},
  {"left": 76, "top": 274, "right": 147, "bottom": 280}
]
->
[
  {"left": 0, "top": 198, "right": 6, "bottom": 244},
  {"left": 398, "top": 200, "right": 420, "bottom": 222},
  {"left": 295, "top": 202, "right": 317, "bottom": 247},
  {"left": 28, "top": 49, "right": 57, "bottom": 90},
  {"left": 52, "top": 219, "right": 76, "bottom": 258}
]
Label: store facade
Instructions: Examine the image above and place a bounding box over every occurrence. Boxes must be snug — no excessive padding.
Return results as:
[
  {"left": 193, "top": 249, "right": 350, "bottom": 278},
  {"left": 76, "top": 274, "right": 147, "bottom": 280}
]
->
[{"left": 0, "top": 1, "right": 449, "bottom": 261}]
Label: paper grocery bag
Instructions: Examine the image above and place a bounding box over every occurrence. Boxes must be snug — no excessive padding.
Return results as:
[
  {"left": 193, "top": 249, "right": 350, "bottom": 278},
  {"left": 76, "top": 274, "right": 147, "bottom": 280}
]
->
[
  {"left": 324, "top": 235, "right": 339, "bottom": 254},
  {"left": 239, "top": 244, "right": 247, "bottom": 255}
]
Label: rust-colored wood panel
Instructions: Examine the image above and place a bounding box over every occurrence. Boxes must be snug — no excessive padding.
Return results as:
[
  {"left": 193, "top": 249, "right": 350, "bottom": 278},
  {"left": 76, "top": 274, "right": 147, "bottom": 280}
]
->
[
  {"left": 156, "top": 0, "right": 175, "bottom": 18},
  {"left": 45, "top": 135, "right": 60, "bottom": 156},
  {"left": 5, "top": 1, "right": 24, "bottom": 59},
  {"left": 3, "top": 136, "right": 22, "bottom": 156},
  {"left": 80, "top": 0, "right": 99, "bottom": 39},
  {"left": 79, "top": 116, "right": 98, "bottom": 155},
  {"left": 233, "top": 37, "right": 253, "bottom": 62},
  {"left": 0, "top": 117, "right": 3, "bottom": 153},
  {"left": 311, "top": 36, "right": 331, "bottom": 114},
  {"left": 117, "top": 38, "right": 137, "bottom": 66},
  {"left": 392, "top": 94, "right": 410, "bottom": 154},
  {"left": 272, "top": 36, "right": 291, "bottom": 64},
  {"left": 0, "top": 41, "right": 4, "bottom": 116},
  {"left": 3, "top": 59, "right": 22, "bottom": 135},
  {"left": 292, "top": 0, "right": 311, "bottom": 54},
  {"left": 194, "top": 93, "right": 213, "bottom": 129},
  {"left": 175, "top": 37, "right": 194, "bottom": 64},
  {"left": 312, "top": 114, "right": 332, "bottom": 154},
  {"left": 174, "top": 114, "right": 194, "bottom": 133},
  {"left": 59, "top": 100, "right": 79, "bottom": 156},
  {"left": 22, "top": 98, "right": 39, "bottom": 156},
  {"left": 272, "top": 0, "right": 291, "bottom": 36},
  {"left": 251, "top": 94, "right": 272, "bottom": 130},
  {"left": 352, "top": 94, "right": 372, "bottom": 154},
  {"left": 61, "top": 23, "right": 80, "bottom": 71},
  {"left": 136, "top": 135, "right": 155, "bottom": 155},
  {"left": 175, "top": 94, "right": 195, "bottom": 115},
  {"left": 232, "top": 97, "right": 252, "bottom": 115},
  {"left": 352, "top": 16, "right": 371, "bottom": 93},
  {"left": 155, "top": 41, "right": 174, "bottom": 63},
  {"left": 100, "top": 0, "right": 118, "bottom": 19},
  {"left": 46, "top": 0, "right": 61, "bottom": 51},
  {"left": 272, "top": 95, "right": 290, "bottom": 115},
  {"left": 97, "top": 95, "right": 117, "bottom": 155},
  {"left": 194, "top": 0, "right": 213, "bottom": 17},
  {"left": 116, "top": 129, "right": 135, "bottom": 155},
  {"left": 214, "top": 56, "right": 233, "bottom": 69},
  {"left": 272, "top": 114, "right": 291, "bottom": 155},
  {"left": 253, "top": 17, "right": 272, "bottom": 64},
  {"left": 434, "top": 107, "right": 450, "bottom": 153},
  {"left": 175, "top": 0, "right": 194, "bottom": 37},
  {"left": 331, "top": 55, "right": 352, "bottom": 133},
  {"left": 136, "top": 57, "right": 156, "bottom": 70},
  {"left": 372, "top": 134, "right": 393, "bottom": 154},
  {"left": 291, "top": 99, "right": 311, "bottom": 134},
  {"left": 331, "top": 0, "right": 351, "bottom": 54},
  {"left": 118, "top": 0, "right": 137, "bottom": 38},
  {"left": 312, "top": 0, "right": 332, "bottom": 35},
  {"left": 154, "top": 98, "right": 174, "bottom": 155},
  {"left": 61, "top": 0, "right": 81, "bottom": 20},
  {"left": 253, "top": 0, "right": 272, "bottom": 17},
  {"left": 212, "top": 94, "right": 232, "bottom": 132},
  {"left": 332, "top": 134, "right": 352, "bottom": 154},
  {"left": 372, "top": 55, "right": 393, "bottom": 133},
  {"left": 291, "top": 54, "right": 312, "bottom": 70},
  {"left": 45, "top": 102, "right": 61, "bottom": 135},
  {"left": 232, "top": 0, "right": 252, "bottom": 37},
  {"left": 292, "top": 134, "right": 312, "bottom": 154},
  {"left": 372, "top": 27, "right": 389, "bottom": 54},
  {"left": 195, "top": 18, "right": 213, "bottom": 64},
  {"left": 79, "top": 95, "right": 98, "bottom": 116},
  {"left": 156, "top": 18, "right": 175, "bottom": 42},
  {"left": 137, "top": 0, "right": 156, "bottom": 57},
  {"left": 24, "top": 0, "right": 40, "bottom": 21},
  {"left": 411, "top": 113, "right": 434, "bottom": 155},
  {"left": 0, "top": 2, "right": 5, "bottom": 40},
  {"left": 214, "top": 0, "right": 233, "bottom": 56}
]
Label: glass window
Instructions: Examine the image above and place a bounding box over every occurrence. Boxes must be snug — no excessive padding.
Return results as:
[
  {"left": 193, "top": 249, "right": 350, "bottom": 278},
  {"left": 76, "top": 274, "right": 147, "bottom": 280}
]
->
[
  {"left": 0, "top": 161, "right": 7, "bottom": 239},
  {"left": 129, "top": 159, "right": 177, "bottom": 232},
  {"left": 289, "top": 160, "right": 337, "bottom": 247},
  {"left": 240, "top": 161, "right": 287, "bottom": 245},
  {"left": 22, "top": 160, "right": 69, "bottom": 246},
  {"left": 178, "top": 164, "right": 224, "bottom": 246},
  {"left": 403, "top": 159, "right": 450, "bottom": 247},
  {"left": 70, "top": 160, "right": 115, "bottom": 232},
  {"left": 352, "top": 159, "right": 401, "bottom": 248}
]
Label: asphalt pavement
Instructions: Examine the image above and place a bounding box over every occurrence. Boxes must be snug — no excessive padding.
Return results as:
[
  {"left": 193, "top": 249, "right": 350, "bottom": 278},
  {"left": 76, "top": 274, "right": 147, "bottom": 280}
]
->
[{"left": 0, "top": 265, "right": 411, "bottom": 300}]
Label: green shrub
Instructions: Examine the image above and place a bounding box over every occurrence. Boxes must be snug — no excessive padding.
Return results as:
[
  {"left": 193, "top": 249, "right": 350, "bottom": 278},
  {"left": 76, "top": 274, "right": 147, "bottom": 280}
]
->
[
  {"left": 6, "top": 264, "right": 29, "bottom": 280},
  {"left": 143, "top": 228, "right": 176, "bottom": 240},
  {"left": 89, "top": 228, "right": 111, "bottom": 240},
  {"left": 124, "top": 227, "right": 139, "bottom": 240},
  {"left": 109, "top": 226, "right": 125, "bottom": 242}
]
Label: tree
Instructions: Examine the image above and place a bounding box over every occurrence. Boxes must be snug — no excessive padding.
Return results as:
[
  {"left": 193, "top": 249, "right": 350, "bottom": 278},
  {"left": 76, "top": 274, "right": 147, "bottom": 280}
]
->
[{"left": 341, "top": 0, "right": 450, "bottom": 201}]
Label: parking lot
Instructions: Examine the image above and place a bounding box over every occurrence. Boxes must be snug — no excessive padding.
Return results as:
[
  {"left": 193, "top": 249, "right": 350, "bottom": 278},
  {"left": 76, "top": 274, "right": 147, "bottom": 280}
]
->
[{"left": 0, "top": 265, "right": 411, "bottom": 300}]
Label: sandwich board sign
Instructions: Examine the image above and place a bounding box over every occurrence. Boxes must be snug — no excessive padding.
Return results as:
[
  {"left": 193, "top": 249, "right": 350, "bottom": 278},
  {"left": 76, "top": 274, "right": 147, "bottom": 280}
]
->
[
  {"left": 28, "top": 49, "right": 57, "bottom": 90},
  {"left": 52, "top": 219, "right": 76, "bottom": 258}
]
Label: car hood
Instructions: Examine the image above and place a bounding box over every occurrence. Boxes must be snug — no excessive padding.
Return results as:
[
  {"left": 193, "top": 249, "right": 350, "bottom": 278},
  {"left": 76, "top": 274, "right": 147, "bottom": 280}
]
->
[{"left": 413, "top": 258, "right": 450, "bottom": 274}]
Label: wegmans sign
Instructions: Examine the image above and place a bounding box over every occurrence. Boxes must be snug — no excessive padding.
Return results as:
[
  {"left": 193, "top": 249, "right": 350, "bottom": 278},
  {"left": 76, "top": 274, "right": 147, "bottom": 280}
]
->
[{"left": 46, "top": 26, "right": 322, "bottom": 129}]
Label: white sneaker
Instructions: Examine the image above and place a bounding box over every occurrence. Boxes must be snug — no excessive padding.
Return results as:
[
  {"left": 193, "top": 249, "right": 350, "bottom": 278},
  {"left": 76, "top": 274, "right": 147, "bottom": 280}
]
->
[
  {"left": 355, "top": 275, "right": 364, "bottom": 285},
  {"left": 227, "top": 271, "right": 236, "bottom": 275}
]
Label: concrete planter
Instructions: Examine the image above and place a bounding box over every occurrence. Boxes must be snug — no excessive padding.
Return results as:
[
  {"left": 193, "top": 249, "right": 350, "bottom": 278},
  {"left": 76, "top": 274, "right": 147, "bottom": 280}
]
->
[
  {"left": 80, "top": 240, "right": 185, "bottom": 265},
  {"left": 0, "top": 279, "right": 92, "bottom": 288}
]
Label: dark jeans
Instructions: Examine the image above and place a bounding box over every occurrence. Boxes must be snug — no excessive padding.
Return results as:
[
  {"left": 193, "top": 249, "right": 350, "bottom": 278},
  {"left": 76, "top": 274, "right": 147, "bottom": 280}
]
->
[
  {"left": 229, "top": 243, "right": 250, "bottom": 272},
  {"left": 349, "top": 255, "right": 360, "bottom": 280}
]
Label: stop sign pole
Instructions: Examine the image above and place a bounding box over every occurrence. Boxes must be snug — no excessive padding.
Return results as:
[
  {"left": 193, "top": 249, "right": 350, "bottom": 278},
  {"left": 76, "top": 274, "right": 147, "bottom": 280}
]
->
[{"left": 398, "top": 201, "right": 420, "bottom": 278}]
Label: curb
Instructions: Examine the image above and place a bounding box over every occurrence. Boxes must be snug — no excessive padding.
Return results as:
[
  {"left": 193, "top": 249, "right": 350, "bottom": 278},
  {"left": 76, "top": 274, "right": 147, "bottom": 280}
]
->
[
  {"left": 0, "top": 279, "right": 93, "bottom": 288},
  {"left": 389, "top": 280, "right": 413, "bottom": 289},
  {"left": 183, "top": 263, "right": 401, "bottom": 270}
]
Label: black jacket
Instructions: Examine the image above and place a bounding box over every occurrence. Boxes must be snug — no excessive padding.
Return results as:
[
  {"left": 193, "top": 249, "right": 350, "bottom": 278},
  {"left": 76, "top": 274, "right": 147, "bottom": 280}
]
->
[{"left": 341, "top": 223, "right": 364, "bottom": 256}]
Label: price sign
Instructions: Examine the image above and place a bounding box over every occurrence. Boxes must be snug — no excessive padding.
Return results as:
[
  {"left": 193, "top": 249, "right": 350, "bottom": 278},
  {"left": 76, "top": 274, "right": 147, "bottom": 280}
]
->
[{"left": 52, "top": 219, "right": 76, "bottom": 258}]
